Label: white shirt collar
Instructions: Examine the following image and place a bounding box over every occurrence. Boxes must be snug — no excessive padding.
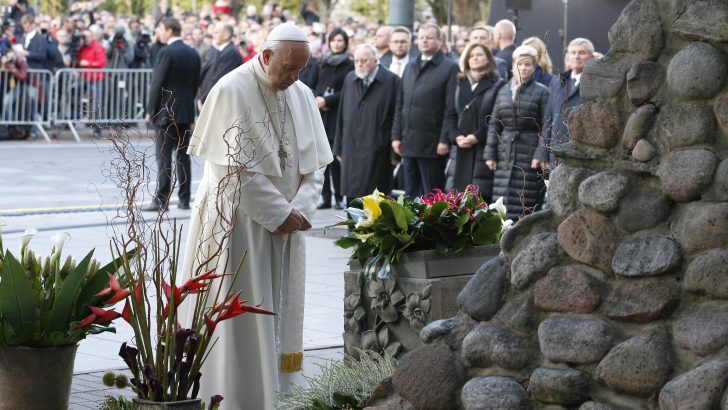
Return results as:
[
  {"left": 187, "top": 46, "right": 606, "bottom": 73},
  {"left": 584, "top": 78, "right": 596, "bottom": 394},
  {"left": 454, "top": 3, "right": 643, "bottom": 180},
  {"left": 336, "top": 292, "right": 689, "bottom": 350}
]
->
[
  {"left": 215, "top": 41, "right": 231, "bottom": 52},
  {"left": 571, "top": 71, "right": 583, "bottom": 84},
  {"left": 24, "top": 30, "right": 37, "bottom": 47},
  {"left": 366, "top": 66, "right": 379, "bottom": 83},
  {"left": 166, "top": 36, "right": 182, "bottom": 45}
]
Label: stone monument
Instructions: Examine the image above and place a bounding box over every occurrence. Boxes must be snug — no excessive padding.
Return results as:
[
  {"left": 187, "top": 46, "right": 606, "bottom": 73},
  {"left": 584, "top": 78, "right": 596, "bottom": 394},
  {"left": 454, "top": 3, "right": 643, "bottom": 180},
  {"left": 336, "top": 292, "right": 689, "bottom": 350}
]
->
[{"left": 364, "top": 0, "right": 728, "bottom": 408}]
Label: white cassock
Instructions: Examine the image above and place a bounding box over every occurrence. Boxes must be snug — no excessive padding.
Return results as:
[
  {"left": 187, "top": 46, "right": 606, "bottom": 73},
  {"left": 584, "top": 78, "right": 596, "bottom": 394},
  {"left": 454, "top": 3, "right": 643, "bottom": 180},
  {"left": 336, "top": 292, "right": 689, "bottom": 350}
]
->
[{"left": 180, "top": 55, "right": 333, "bottom": 410}]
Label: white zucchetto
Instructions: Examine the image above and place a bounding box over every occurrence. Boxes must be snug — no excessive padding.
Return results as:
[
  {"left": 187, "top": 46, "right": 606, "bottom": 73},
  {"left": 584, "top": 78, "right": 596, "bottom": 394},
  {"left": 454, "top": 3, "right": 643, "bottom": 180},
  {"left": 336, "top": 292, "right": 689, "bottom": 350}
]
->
[{"left": 266, "top": 23, "right": 308, "bottom": 43}]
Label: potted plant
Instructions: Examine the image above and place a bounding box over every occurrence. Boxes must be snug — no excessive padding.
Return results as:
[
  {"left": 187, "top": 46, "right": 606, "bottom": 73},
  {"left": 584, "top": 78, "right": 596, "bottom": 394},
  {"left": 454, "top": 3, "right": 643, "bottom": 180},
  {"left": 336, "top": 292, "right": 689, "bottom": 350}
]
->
[
  {"left": 333, "top": 185, "right": 510, "bottom": 279},
  {"left": 0, "top": 226, "right": 130, "bottom": 409},
  {"left": 333, "top": 185, "right": 510, "bottom": 355},
  {"left": 109, "top": 223, "right": 274, "bottom": 410}
]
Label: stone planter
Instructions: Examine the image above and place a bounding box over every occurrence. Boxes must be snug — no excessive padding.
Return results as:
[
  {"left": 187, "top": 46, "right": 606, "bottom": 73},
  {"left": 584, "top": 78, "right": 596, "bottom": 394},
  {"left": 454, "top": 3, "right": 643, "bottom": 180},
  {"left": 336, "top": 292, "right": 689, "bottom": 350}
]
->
[
  {"left": 344, "top": 245, "right": 500, "bottom": 356},
  {"left": 132, "top": 398, "right": 202, "bottom": 409},
  {"left": 0, "top": 344, "right": 78, "bottom": 410}
]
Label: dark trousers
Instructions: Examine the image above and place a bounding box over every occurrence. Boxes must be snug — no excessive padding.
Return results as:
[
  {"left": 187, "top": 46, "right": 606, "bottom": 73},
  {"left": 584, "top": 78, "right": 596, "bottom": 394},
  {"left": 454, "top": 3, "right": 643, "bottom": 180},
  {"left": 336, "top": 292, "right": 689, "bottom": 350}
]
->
[
  {"left": 321, "top": 156, "right": 342, "bottom": 204},
  {"left": 402, "top": 156, "right": 446, "bottom": 197},
  {"left": 154, "top": 121, "right": 192, "bottom": 204}
]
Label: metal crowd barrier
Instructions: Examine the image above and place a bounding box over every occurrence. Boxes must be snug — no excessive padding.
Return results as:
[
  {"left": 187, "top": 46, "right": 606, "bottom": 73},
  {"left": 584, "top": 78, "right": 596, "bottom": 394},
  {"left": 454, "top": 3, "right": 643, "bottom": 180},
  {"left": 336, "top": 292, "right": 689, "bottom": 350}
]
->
[
  {"left": 0, "top": 68, "right": 54, "bottom": 142},
  {"left": 53, "top": 68, "right": 154, "bottom": 142}
]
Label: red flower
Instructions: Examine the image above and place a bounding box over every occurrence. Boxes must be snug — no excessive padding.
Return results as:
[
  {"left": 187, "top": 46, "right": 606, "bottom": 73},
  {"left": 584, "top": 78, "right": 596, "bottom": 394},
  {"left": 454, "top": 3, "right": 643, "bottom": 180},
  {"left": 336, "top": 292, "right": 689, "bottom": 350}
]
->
[
  {"left": 121, "top": 300, "right": 132, "bottom": 323},
  {"left": 206, "top": 292, "right": 275, "bottom": 331},
  {"left": 76, "top": 306, "right": 121, "bottom": 329},
  {"left": 10, "top": 37, "right": 15, "bottom": 44},
  {"left": 180, "top": 269, "right": 226, "bottom": 294},
  {"left": 95, "top": 274, "right": 131, "bottom": 304}
]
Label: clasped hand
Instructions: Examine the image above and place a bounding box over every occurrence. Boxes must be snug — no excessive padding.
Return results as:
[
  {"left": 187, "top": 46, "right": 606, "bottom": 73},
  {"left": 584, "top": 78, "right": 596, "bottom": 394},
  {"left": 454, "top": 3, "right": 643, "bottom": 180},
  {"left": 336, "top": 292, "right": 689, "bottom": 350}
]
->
[{"left": 273, "top": 208, "right": 311, "bottom": 235}]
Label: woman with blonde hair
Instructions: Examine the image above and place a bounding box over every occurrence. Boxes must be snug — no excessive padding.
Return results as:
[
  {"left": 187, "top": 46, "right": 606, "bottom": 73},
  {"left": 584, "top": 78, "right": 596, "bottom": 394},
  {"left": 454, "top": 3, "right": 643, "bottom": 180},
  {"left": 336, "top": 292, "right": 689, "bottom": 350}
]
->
[
  {"left": 522, "top": 36, "right": 560, "bottom": 91},
  {"left": 484, "top": 45, "right": 550, "bottom": 219},
  {"left": 442, "top": 42, "right": 505, "bottom": 201}
]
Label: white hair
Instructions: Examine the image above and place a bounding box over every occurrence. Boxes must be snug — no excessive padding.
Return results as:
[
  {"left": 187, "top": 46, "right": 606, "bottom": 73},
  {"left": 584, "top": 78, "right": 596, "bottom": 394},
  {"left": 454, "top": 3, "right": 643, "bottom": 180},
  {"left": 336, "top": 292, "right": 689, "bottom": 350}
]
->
[
  {"left": 568, "top": 37, "right": 595, "bottom": 54},
  {"left": 355, "top": 43, "right": 377, "bottom": 59}
]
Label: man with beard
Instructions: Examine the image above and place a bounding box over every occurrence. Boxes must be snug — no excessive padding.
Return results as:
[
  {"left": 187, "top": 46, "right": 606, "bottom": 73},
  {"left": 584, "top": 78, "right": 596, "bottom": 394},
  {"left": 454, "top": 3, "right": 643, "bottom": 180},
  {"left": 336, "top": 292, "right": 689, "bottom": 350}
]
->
[
  {"left": 335, "top": 44, "right": 399, "bottom": 199},
  {"left": 380, "top": 25, "right": 412, "bottom": 78}
]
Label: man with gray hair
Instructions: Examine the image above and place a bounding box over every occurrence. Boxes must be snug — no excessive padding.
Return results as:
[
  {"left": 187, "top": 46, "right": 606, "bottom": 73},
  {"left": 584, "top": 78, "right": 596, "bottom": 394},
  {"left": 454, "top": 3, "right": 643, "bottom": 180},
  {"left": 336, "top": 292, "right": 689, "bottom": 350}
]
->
[
  {"left": 335, "top": 43, "right": 400, "bottom": 199},
  {"left": 536, "top": 37, "right": 595, "bottom": 169},
  {"left": 197, "top": 22, "right": 242, "bottom": 106},
  {"left": 182, "top": 22, "right": 332, "bottom": 409}
]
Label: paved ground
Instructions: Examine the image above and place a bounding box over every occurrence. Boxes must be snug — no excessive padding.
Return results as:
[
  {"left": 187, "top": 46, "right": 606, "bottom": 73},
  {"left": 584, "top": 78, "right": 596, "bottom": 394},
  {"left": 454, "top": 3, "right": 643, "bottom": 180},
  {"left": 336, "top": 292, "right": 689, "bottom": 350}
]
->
[{"left": 0, "top": 133, "right": 351, "bottom": 408}]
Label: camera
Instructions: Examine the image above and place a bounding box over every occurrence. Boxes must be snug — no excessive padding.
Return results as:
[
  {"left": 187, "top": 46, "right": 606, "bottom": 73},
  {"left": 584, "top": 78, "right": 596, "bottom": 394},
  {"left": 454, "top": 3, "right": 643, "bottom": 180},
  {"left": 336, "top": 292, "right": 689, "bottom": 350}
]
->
[{"left": 68, "top": 31, "right": 85, "bottom": 63}]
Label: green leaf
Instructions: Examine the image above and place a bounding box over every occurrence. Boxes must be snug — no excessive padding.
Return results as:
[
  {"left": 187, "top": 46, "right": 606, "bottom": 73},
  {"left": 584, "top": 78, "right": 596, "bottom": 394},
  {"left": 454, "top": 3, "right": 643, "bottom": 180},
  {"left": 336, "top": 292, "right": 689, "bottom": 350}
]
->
[
  {"left": 471, "top": 212, "right": 503, "bottom": 245},
  {"left": 47, "top": 250, "right": 94, "bottom": 333},
  {"left": 455, "top": 212, "right": 470, "bottom": 235},
  {"left": 335, "top": 237, "right": 360, "bottom": 249},
  {"left": 0, "top": 251, "right": 37, "bottom": 336},
  {"left": 424, "top": 202, "right": 448, "bottom": 222}
]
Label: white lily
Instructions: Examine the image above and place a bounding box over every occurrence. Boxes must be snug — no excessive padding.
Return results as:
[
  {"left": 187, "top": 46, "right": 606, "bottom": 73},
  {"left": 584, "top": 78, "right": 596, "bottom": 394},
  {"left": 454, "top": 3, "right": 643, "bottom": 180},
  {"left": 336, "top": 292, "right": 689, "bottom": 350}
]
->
[
  {"left": 489, "top": 197, "right": 508, "bottom": 220},
  {"left": 501, "top": 219, "right": 514, "bottom": 232},
  {"left": 353, "top": 232, "right": 375, "bottom": 242},
  {"left": 50, "top": 232, "right": 71, "bottom": 257},
  {"left": 19, "top": 228, "right": 39, "bottom": 258}
]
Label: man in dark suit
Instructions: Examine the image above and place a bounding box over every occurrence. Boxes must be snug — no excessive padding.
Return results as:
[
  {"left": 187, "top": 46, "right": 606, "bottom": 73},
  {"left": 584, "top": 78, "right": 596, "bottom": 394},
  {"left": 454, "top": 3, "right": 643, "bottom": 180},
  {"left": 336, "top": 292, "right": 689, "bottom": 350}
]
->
[
  {"left": 391, "top": 23, "right": 459, "bottom": 197},
  {"left": 143, "top": 17, "right": 201, "bottom": 212},
  {"left": 197, "top": 22, "right": 242, "bottom": 107},
  {"left": 536, "top": 37, "right": 594, "bottom": 169},
  {"left": 334, "top": 44, "right": 400, "bottom": 199},
  {"left": 380, "top": 26, "right": 416, "bottom": 78}
]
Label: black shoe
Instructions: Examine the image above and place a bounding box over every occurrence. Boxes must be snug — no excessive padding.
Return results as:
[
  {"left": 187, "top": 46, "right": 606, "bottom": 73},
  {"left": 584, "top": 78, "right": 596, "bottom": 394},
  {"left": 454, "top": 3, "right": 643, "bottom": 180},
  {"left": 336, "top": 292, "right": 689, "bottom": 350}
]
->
[
  {"left": 142, "top": 200, "right": 168, "bottom": 212},
  {"left": 317, "top": 202, "right": 332, "bottom": 210},
  {"left": 178, "top": 201, "right": 190, "bottom": 210}
]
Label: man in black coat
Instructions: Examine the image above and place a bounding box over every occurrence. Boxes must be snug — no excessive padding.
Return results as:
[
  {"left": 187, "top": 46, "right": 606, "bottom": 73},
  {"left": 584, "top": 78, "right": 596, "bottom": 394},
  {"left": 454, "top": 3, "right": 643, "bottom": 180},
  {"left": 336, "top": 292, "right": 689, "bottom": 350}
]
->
[
  {"left": 391, "top": 23, "right": 458, "bottom": 197},
  {"left": 334, "top": 44, "right": 400, "bottom": 199},
  {"left": 493, "top": 19, "right": 516, "bottom": 78},
  {"left": 197, "top": 22, "right": 242, "bottom": 107},
  {"left": 143, "top": 17, "right": 201, "bottom": 212},
  {"left": 536, "top": 37, "right": 594, "bottom": 169}
]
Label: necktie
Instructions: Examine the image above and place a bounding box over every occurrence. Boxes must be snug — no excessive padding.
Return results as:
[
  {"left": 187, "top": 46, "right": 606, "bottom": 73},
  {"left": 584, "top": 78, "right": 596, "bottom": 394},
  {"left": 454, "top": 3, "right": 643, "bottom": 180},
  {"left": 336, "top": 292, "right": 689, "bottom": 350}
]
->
[
  {"left": 363, "top": 77, "right": 369, "bottom": 89},
  {"left": 421, "top": 59, "right": 428, "bottom": 69}
]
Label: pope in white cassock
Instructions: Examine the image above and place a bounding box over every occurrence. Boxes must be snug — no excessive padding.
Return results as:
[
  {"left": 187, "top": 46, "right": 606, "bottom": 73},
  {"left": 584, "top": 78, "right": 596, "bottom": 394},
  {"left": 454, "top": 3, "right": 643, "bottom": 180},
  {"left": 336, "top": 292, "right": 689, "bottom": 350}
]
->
[{"left": 180, "top": 23, "right": 333, "bottom": 409}]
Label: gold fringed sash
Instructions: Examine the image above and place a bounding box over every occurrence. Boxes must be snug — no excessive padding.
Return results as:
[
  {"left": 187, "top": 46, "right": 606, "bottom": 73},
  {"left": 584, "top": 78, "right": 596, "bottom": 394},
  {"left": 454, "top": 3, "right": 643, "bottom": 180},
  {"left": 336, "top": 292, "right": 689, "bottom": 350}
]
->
[{"left": 280, "top": 352, "right": 303, "bottom": 373}]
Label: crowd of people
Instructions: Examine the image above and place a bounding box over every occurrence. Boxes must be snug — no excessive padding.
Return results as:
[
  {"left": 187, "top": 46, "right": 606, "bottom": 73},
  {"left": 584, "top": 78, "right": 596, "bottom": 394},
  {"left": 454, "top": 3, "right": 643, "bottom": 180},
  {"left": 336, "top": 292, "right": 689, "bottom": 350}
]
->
[{"left": 0, "top": 0, "right": 598, "bottom": 219}]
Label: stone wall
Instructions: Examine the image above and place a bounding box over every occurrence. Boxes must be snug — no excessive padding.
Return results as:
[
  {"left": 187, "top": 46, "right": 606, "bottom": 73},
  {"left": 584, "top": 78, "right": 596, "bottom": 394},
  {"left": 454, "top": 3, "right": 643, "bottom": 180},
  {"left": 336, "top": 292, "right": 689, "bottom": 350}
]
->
[{"left": 364, "top": 0, "right": 728, "bottom": 408}]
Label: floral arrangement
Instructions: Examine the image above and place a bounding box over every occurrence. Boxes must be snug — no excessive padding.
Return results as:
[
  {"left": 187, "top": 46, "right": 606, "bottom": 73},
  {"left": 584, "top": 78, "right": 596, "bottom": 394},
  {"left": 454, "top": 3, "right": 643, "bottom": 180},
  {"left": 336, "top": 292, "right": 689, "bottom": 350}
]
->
[
  {"left": 111, "top": 223, "right": 275, "bottom": 404},
  {"left": 0, "top": 226, "right": 128, "bottom": 347},
  {"left": 333, "top": 185, "right": 510, "bottom": 279}
]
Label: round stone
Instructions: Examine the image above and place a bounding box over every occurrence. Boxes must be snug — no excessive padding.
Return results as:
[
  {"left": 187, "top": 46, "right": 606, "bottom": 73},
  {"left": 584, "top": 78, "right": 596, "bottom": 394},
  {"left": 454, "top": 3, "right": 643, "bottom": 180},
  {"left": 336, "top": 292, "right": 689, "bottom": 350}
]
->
[
  {"left": 596, "top": 329, "right": 672, "bottom": 397},
  {"left": 622, "top": 104, "right": 657, "bottom": 151},
  {"left": 607, "top": 0, "right": 664, "bottom": 59},
  {"left": 667, "top": 42, "right": 727, "bottom": 100},
  {"left": 603, "top": 278, "right": 680, "bottom": 323},
  {"left": 673, "top": 302, "right": 728, "bottom": 356},
  {"left": 684, "top": 249, "right": 728, "bottom": 299},
  {"left": 547, "top": 165, "right": 592, "bottom": 219},
  {"left": 538, "top": 316, "right": 615, "bottom": 364},
  {"left": 611, "top": 235, "right": 682, "bottom": 277},
  {"left": 615, "top": 189, "right": 673, "bottom": 232},
  {"left": 461, "top": 377, "right": 531, "bottom": 410},
  {"left": 657, "top": 149, "right": 718, "bottom": 202},
  {"left": 632, "top": 139, "right": 656, "bottom": 162},
  {"left": 717, "top": 159, "right": 728, "bottom": 193},
  {"left": 626, "top": 61, "right": 663, "bottom": 106},
  {"left": 557, "top": 207, "right": 620, "bottom": 273},
  {"left": 534, "top": 265, "right": 603, "bottom": 314},
  {"left": 529, "top": 367, "right": 591, "bottom": 406},
  {"left": 672, "top": 202, "right": 728, "bottom": 254},
  {"left": 457, "top": 257, "right": 508, "bottom": 321},
  {"left": 510, "top": 232, "right": 565, "bottom": 290},
  {"left": 659, "top": 357, "right": 728, "bottom": 410},
  {"left": 578, "top": 171, "right": 630, "bottom": 212},
  {"left": 715, "top": 92, "right": 728, "bottom": 137},
  {"left": 657, "top": 103, "right": 715, "bottom": 149},
  {"left": 461, "top": 324, "right": 534, "bottom": 370}
]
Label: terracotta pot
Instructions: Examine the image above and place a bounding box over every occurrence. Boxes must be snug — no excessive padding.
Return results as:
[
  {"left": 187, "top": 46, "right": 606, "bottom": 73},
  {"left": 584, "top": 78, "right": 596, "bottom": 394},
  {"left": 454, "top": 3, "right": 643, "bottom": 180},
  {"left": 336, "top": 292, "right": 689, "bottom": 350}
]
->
[
  {"left": 0, "top": 344, "right": 78, "bottom": 410},
  {"left": 132, "top": 398, "right": 202, "bottom": 410}
]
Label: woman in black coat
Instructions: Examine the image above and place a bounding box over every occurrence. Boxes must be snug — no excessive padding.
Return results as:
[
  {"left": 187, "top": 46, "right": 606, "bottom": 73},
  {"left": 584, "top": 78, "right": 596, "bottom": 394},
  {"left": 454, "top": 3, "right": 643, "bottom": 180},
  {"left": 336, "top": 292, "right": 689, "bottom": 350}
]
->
[
  {"left": 485, "top": 45, "right": 550, "bottom": 220},
  {"left": 310, "top": 27, "right": 354, "bottom": 209},
  {"left": 443, "top": 43, "right": 505, "bottom": 203}
]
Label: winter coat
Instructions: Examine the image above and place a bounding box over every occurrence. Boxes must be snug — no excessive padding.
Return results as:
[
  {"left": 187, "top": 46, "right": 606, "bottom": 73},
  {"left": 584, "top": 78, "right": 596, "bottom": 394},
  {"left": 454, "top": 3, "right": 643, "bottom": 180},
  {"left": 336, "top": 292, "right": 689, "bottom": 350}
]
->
[
  {"left": 443, "top": 74, "right": 505, "bottom": 203},
  {"left": 537, "top": 69, "right": 586, "bottom": 167},
  {"left": 485, "top": 78, "right": 550, "bottom": 220},
  {"left": 391, "top": 50, "right": 459, "bottom": 158},
  {"left": 334, "top": 67, "right": 400, "bottom": 198},
  {"left": 309, "top": 52, "right": 354, "bottom": 142}
]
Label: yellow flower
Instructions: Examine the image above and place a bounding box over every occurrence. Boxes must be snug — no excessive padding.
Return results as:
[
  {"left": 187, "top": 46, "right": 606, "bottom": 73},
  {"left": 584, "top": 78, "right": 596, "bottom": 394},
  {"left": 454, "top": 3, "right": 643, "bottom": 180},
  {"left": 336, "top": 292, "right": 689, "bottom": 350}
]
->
[{"left": 362, "top": 189, "right": 384, "bottom": 221}]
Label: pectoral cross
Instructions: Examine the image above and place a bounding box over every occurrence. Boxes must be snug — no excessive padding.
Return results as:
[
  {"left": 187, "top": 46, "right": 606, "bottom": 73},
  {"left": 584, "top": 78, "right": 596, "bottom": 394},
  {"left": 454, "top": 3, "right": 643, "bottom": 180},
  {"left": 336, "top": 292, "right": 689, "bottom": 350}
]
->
[{"left": 278, "top": 143, "right": 288, "bottom": 171}]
